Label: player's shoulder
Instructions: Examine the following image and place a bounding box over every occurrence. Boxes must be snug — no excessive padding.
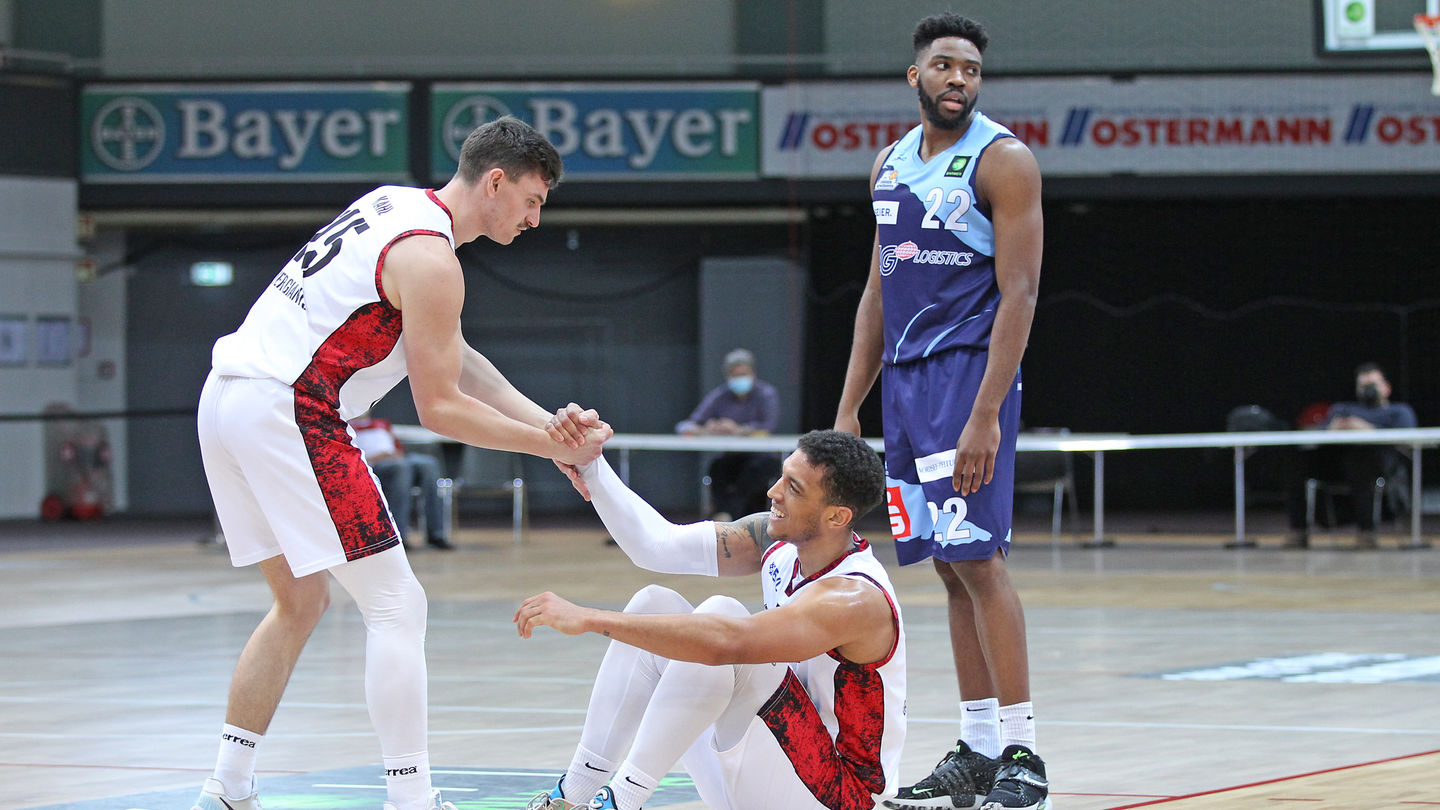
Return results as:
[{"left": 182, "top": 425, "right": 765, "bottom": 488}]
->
[
  {"left": 870, "top": 142, "right": 899, "bottom": 180},
  {"left": 981, "top": 132, "right": 1037, "bottom": 165}
]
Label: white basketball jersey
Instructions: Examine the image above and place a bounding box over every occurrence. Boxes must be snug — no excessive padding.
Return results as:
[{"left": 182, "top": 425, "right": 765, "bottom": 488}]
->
[
  {"left": 211, "top": 185, "right": 456, "bottom": 420},
  {"left": 761, "top": 536, "right": 908, "bottom": 798}
]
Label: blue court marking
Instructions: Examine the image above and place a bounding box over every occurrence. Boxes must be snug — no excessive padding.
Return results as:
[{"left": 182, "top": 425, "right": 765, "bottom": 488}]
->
[
  {"left": 1139, "top": 652, "right": 1440, "bottom": 683},
  {"left": 26, "top": 765, "right": 701, "bottom": 810}
]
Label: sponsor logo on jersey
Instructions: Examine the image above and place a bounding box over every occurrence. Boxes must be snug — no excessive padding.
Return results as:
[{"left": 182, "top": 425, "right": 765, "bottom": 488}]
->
[
  {"left": 872, "top": 200, "right": 898, "bottom": 225},
  {"left": 944, "top": 155, "right": 971, "bottom": 177},
  {"left": 886, "top": 485, "right": 911, "bottom": 539},
  {"left": 373, "top": 195, "right": 393, "bottom": 215},
  {"left": 914, "top": 449, "right": 956, "bottom": 484},
  {"left": 879, "top": 240, "right": 974, "bottom": 275},
  {"left": 874, "top": 167, "right": 899, "bottom": 191}
]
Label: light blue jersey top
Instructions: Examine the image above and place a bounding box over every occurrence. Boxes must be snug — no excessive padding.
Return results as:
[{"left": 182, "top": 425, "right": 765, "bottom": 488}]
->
[{"left": 871, "top": 113, "right": 1015, "bottom": 365}]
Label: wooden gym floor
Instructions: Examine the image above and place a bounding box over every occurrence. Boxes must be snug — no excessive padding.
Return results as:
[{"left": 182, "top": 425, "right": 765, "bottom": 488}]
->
[{"left": 1, "top": 507, "right": 1438, "bottom": 809}]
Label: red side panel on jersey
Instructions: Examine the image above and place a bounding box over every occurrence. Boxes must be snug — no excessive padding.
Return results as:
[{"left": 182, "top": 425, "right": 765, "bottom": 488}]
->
[
  {"left": 759, "top": 669, "right": 877, "bottom": 810},
  {"left": 830, "top": 659, "right": 888, "bottom": 794},
  {"left": 293, "top": 302, "right": 404, "bottom": 560}
]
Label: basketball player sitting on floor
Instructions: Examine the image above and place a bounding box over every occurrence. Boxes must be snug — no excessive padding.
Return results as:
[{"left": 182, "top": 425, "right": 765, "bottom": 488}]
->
[{"left": 515, "top": 430, "right": 906, "bottom": 810}]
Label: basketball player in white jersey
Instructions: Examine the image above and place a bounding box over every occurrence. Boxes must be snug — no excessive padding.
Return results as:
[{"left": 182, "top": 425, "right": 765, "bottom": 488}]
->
[
  {"left": 517, "top": 430, "right": 905, "bottom": 810},
  {"left": 192, "top": 117, "right": 610, "bottom": 810}
]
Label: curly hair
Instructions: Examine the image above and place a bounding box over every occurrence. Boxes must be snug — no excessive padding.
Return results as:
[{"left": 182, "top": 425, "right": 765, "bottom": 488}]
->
[
  {"left": 456, "top": 115, "right": 564, "bottom": 188},
  {"left": 795, "top": 430, "right": 886, "bottom": 527},
  {"left": 912, "top": 12, "right": 989, "bottom": 57}
]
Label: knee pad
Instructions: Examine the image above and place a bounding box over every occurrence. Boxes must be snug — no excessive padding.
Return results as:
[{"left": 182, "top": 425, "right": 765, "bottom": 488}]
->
[{"left": 331, "top": 549, "right": 428, "bottom": 635}]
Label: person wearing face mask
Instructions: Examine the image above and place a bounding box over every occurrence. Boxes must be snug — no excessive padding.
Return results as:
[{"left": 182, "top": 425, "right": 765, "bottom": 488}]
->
[
  {"left": 676, "top": 348, "right": 782, "bottom": 521},
  {"left": 1284, "top": 361, "right": 1417, "bottom": 549}
]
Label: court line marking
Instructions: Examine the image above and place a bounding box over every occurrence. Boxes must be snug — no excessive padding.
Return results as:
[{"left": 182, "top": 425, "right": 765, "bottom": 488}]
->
[
  {"left": 5, "top": 717, "right": 1437, "bottom": 741},
  {"left": 0, "top": 695, "right": 586, "bottom": 714},
  {"left": 0, "top": 762, "right": 306, "bottom": 774},
  {"left": 1105, "top": 748, "right": 1440, "bottom": 809},
  {"left": 0, "top": 726, "right": 584, "bottom": 740},
  {"left": 909, "top": 717, "right": 1440, "bottom": 735},
  {"left": 313, "top": 784, "right": 479, "bottom": 792}
]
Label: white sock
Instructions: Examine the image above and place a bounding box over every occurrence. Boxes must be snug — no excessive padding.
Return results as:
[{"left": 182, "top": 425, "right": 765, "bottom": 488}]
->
[
  {"left": 213, "top": 723, "right": 262, "bottom": 798},
  {"left": 563, "top": 744, "right": 617, "bottom": 803},
  {"left": 382, "top": 752, "right": 432, "bottom": 810},
  {"left": 998, "top": 701, "right": 1037, "bottom": 752},
  {"left": 608, "top": 761, "right": 660, "bottom": 810},
  {"left": 960, "top": 698, "right": 1001, "bottom": 758}
]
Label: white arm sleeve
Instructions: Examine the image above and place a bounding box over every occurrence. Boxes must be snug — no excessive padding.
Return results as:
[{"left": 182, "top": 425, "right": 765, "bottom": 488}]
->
[{"left": 580, "top": 456, "right": 719, "bottom": 577}]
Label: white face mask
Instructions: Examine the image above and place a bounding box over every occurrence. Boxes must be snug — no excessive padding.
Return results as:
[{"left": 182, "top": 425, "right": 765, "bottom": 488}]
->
[{"left": 727, "top": 375, "right": 754, "bottom": 396}]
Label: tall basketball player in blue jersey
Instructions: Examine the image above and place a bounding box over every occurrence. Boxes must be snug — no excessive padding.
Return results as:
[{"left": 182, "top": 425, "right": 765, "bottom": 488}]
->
[{"left": 835, "top": 13, "right": 1049, "bottom": 810}]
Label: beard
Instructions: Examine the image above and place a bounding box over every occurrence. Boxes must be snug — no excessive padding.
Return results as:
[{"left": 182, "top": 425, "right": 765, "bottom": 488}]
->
[{"left": 917, "top": 84, "right": 975, "bottom": 130}]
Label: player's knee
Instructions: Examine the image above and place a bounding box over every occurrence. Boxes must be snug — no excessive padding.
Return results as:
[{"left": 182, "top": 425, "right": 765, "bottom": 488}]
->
[
  {"left": 694, "top": 594, "right": 749, "bottom": 619},
  {"left": 946, "top": 553, "right": 1010, "bottom": 593},
  {"left": 379, "top": 576, "right": 428, "bottom": 634},
  {"left": 351, "top": 573, "right": 427, "bottom": 635},
  {"left": 275, "top": 577, "right": 330, "bottom": 627},
  {"left": 625, "top": 584, "right": 690, "bottom": 615}
]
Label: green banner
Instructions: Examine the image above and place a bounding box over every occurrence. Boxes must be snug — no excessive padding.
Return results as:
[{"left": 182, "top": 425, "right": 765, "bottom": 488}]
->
[
  {"left": 431, "top": 83, "right": 759, "bottom": 181},
  {"left": 82, "top": 83, "right": 411, "bottom": 183}
]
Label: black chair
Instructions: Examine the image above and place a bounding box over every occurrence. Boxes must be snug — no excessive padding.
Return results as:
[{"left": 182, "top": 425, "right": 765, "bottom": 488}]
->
[
  {"left": 1225, "top": 405, "right": 1289, "bottom": 510},
  {"left": 1304, "top": 448, "right": 1409, "bottom": 533},
  {"left": 452, "top": 446, "right": 528, "bottom": 545},
  {"left": 1013, "top": 428, "right": 1078, "bottom": 542}
]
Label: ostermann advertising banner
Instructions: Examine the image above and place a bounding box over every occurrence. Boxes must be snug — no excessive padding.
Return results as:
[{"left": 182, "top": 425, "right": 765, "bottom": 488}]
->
[
  {"left": 762, "top": 74, "right": 1440, "bottom": 178},
  {"left": 430, "top": 83, "right": 759, "bottom": 181},
  {"left": 81, "top": 83, "right": 411, "bottom": 183}
]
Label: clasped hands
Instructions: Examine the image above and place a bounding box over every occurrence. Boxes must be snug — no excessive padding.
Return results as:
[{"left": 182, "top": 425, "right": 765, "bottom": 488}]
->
[{"left": 544, "top": 402, "right": 611, "bottom": 500}]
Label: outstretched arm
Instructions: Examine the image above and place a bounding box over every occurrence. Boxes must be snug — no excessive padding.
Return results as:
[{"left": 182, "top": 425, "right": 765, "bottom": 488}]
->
[
  {"left": 563, "top": 456, "right": 772, "bottom": 577},
  {"left": 384, "top": 235, "right": 608, "bottom": 466},
  {"left": 514, "top": 575, "right": 896, "bottom": 666}
]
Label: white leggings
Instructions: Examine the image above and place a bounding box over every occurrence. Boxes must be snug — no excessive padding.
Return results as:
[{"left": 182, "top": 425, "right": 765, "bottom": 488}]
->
[
  {"left": 329, "top": 546, "right": 429, "bottom": 758},
  {"left": 581, "top": 585, "right": 825, "bottom": 810}
]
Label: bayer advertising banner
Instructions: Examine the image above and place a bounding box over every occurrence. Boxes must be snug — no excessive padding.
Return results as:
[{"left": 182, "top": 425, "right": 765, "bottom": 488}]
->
[
  {"left": 430, "top": 83, "right": 759, "bottom": 181},
  {"left": 81, "top": 83, "right": 411, "bottom": 183},
  {"left": 762, "top": 74, "right": 1440, "bottom": 178}
]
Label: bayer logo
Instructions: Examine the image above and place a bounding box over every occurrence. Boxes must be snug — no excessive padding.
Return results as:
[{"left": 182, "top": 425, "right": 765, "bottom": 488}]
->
[
  {"left": 91, "top": 97, "right": 165, "bottom": 172},
  {"left": 441, "top": 95, "right": 513, "bottom": 162}
]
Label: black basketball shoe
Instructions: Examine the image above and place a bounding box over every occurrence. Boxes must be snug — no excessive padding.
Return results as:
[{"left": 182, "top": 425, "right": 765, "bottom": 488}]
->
[
  {"left": 980, "top": 745, "right": 1049, "bottom": 810},
  {"left": 883, "top": 739, "right": 998, "bottom": 810}
]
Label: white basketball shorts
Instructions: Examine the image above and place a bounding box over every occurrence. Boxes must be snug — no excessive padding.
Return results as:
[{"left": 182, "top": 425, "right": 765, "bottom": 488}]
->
[{"left": 198, "top": 371, "right": 401, "bottom": 577}]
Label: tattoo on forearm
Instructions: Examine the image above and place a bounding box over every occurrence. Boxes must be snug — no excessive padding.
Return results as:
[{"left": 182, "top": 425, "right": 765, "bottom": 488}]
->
[{"left": 718, "top": 525, "right": 735, "bottom": 559}]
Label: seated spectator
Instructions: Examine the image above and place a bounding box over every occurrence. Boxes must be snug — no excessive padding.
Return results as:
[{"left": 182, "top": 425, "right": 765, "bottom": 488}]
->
[
  {"left": 351, "top": 412, "right": 454, "bottom": 550},
  {"left": 1284, "top": 362, "right": 1417, "bottom": 550},
  {"left": 675, "top": 349, "right": 781, "bottom": 521}
]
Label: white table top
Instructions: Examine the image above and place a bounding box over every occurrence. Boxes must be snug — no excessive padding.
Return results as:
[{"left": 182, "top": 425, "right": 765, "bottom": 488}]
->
[{"left": 390, "top": 425, "right": 1440, "bottom": 454}]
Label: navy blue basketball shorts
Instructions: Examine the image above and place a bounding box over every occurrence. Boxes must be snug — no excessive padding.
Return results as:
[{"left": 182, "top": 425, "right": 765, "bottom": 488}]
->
[{"left": 880, "top": 348, "right": 1021, "bottom": 565}]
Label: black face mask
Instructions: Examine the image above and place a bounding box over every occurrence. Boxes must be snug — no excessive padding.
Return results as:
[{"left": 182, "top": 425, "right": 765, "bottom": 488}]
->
[{"left": 1359, "top": 383, "right": 1382, "bottom": 408}]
